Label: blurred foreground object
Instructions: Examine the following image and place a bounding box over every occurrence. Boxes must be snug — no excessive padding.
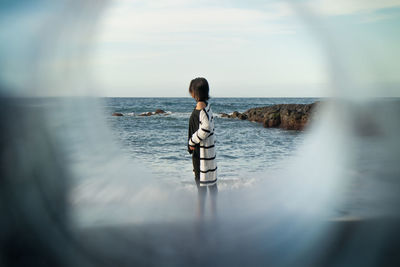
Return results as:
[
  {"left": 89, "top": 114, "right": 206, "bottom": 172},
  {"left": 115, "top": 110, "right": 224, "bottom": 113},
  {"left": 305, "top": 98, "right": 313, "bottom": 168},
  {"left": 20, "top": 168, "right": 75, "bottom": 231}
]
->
[{"left": 1, "top": 1, "right": 400, "bottom": 267}]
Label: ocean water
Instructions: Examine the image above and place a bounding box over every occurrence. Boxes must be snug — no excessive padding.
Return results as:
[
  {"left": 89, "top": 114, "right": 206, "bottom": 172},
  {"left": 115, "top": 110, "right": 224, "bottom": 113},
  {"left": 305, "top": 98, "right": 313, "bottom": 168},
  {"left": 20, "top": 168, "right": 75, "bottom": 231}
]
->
[
  {"left": 25, "top": 96, "right": 398, "bottom": 226},
  {"left": 103, "top": 97, "right": 318, "bottom": 186}
]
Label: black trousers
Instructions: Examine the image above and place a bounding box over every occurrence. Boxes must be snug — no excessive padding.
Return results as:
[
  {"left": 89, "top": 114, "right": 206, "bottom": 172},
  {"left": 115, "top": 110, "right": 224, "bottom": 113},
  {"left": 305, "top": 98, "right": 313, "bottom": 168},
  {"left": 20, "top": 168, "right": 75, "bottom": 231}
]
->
[
  {"left": 192, "top": 153, "right": 201, "bottom": 180},
  {"left": 193, "top": 154, "right": 218, "bottom": 195}
]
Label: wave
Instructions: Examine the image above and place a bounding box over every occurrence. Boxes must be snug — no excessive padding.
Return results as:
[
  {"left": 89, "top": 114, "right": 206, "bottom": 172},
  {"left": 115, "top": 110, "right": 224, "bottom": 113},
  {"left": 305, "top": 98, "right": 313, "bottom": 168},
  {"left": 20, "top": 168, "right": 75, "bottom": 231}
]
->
[{"left": 117, "top": 111, "right": 175, "bottom": 116}]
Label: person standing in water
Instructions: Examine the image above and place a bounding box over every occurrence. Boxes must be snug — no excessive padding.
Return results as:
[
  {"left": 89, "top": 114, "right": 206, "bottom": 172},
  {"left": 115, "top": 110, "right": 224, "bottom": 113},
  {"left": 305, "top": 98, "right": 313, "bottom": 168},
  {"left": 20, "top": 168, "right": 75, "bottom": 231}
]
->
[{"left": 187, "top": 77, "right": 218, "bottom": 219}]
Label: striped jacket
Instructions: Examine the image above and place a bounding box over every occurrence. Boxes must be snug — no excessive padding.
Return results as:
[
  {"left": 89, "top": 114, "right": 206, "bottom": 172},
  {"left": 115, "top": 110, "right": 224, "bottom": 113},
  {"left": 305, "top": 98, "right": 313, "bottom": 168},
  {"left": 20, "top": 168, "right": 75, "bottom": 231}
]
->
[{"left": 188, "top": 103, "right": 217, "bottom": 186}]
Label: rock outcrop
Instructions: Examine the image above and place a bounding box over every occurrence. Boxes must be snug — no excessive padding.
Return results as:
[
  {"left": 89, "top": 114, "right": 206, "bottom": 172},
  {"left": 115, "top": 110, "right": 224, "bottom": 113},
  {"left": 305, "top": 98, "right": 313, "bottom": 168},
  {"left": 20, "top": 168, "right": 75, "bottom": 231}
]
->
[
  {"left": 139, "top": 112, "right": 153, "bottom": 117},
  {"left": 221, "top": 103, "right": 317, "bottom": 130},
  {"left": 139, "top": 109, "right": 168, "bottom": 117},
  {"left": 112, "top": 109, "right": 168, "bottom": 117},
  {"left": 155, "top": 109, "right": 166, "bottom": 114}
]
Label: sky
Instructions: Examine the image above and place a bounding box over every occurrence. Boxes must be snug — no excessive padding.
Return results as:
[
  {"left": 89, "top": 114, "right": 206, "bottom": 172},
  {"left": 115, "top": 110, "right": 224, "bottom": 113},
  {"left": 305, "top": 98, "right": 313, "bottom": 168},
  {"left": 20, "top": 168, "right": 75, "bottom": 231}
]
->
[
  {"left": 1, "top": 0, "right": 400, "bottom": 97},
  {"left": 90, "top": 0, "right": 400, "bottom": 97}
]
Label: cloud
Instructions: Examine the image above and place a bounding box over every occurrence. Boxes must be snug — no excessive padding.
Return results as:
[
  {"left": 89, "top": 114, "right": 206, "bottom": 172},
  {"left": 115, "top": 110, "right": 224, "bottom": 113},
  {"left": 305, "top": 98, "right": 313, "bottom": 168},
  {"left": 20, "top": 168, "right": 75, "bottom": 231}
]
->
[
  {"left": 98, "top": 0, "right": 400, "bottom": 46},
  {"left": 358, "top": 12, "right": 400, "bottom": 23},
  {"left": 97, "top": 1, "right": 295, "bottom": 45},
  {"left": 305, "top": 0, "right": 400, "bottom": 16}
]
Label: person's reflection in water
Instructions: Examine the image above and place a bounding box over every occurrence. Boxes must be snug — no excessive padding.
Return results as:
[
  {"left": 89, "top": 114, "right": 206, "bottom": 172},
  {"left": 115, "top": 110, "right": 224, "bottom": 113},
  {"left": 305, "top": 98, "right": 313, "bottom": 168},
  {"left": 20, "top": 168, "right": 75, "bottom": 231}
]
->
[{"left": 196, "top": 177, "right": 218, "bottom": 221}]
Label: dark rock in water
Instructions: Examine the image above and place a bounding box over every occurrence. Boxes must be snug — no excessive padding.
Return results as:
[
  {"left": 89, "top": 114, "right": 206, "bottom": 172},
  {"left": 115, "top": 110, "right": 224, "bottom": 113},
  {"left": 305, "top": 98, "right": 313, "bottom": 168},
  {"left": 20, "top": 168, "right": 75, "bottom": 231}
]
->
[
  {"left": 238, "top": 113, "right": 248, "bottom": 120},
  {"left": 139, "top": 110, "right": 169, "bottom": 117},
  {"left": 225, "top": 111, "right": 247, "bottom": 120},
  {"left": 112, "top": 112, "right": 123, "bottom": 116},
  {"left": 224, "top": 103, "right": 317, "bottom": 130},
  {"left": 139, "top": 109, "right": 169, "bottom": 117},
  {"left": 220, "top": 113, "right": 230, "bottom": 118},
  {"left": 220, "top": 111, "right": 247, "bottom": 120},
  {"left": 155, "top": 109, "right": 166, "bottom": 114},
  {"left": 263, "top": 112, "right": 281, "bottom": 128},
  {"left": 139, "top": 112, "right": 153, "bottom": 117},
  {"left": 231, "top": 111, "right": 240, "bottom": 119},
  {"left": 245, "top": 103, "right": 317, "bottom": 130}
]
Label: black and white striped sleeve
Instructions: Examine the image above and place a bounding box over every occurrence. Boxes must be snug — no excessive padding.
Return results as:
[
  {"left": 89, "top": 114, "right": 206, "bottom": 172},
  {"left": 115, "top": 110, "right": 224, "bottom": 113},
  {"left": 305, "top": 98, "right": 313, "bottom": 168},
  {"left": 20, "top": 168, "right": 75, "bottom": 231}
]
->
[{"left": 188, "top": 109, "right": 211, "bottom": 147}]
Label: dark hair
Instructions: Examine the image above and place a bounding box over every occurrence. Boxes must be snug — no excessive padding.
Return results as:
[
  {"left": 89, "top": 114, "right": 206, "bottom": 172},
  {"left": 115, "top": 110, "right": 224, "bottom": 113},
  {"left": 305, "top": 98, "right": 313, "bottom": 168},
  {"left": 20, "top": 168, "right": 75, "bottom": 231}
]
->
[{"left": 189, "top": 77, "right": 210, "bottom": 101}]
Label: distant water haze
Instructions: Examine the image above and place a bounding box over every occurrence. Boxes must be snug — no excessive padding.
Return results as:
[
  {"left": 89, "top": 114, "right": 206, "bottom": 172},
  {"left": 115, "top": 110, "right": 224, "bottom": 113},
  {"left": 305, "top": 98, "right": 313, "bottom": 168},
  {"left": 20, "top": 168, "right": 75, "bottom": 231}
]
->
[{"left": 1, "top": 1, "right": 400, "bottom": 267}]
